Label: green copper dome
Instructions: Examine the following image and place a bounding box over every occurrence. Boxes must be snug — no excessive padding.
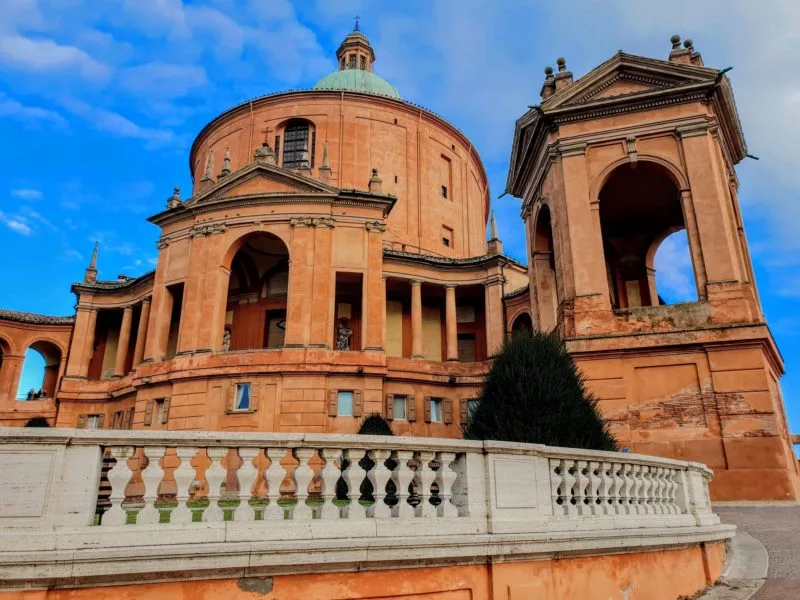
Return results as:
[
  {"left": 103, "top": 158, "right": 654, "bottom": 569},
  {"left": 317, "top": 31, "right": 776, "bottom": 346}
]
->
[{"left": 313, "top": 69, "right": 401, "bottom": 99}]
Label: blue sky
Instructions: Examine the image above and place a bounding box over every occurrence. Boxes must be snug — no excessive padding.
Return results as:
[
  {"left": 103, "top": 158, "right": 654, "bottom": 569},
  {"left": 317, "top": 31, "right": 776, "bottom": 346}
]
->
[{"left": 2, "top": 0, "right": 799, "bottom": 438}]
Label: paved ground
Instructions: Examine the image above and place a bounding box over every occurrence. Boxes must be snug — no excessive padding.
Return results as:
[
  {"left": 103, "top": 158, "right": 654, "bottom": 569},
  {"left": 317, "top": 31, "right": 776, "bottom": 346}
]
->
[{"left": 715, "top": 505, "right": 800, "bottom": 600}]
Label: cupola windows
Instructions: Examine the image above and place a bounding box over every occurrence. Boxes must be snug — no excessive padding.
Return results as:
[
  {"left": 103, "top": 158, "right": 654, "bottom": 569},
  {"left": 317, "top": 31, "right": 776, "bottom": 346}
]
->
[{"left": 282, "top": 120, "right": 311, "bottom": 170}]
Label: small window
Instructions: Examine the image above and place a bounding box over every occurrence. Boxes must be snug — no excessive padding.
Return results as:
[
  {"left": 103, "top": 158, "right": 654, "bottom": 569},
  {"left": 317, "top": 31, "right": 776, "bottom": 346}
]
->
[
  {"left": 441, "top": 185, "right": 448, "bottom": 199},
  {"left": 393, "top": 395, "right": 407, "bottom": 420},
  {"left": 457, "top": 333, "right": 477, "bottom": 362},
  {"left": 338, "top": 390, "right": 354, "bottom": 417},
  {"left": 429, "top": 398, "right": 443, "bottom": 423},
  {"left": 87, "top": 415, "right": 100, "bottom": 430},
  {"left": 349, "top": 54, "right": 356, "bottom": 69},
  {"left": 234, "top": 383, "right": 251, "bottom": 411},
  {"left": 360, "top": 56, "right": 366, "bottom": 70},
  {"left": 467, "top": 398, "right": 480, "bottom": 418},
  {"left": 155, "top": 398, "right": 167, "bottom": 422},
  {"left": 442, "top": 225, "right": 454, "bottom": 250}
]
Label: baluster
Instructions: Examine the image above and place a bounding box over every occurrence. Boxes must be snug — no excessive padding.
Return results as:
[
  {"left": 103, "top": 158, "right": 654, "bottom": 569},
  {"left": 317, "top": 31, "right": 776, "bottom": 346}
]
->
[
  {"left": 615, "top": 463, "right": 628, "bottom": 514},
  {"left": 654, "top": 467, "right": 666, "bottom": 514},
  {"left": 343, "top": 449, "right": 368, "bottom": 519},
  {"left": 598, "top": 461, "right": 612, "bottom": 516},
  {"left": 550, "top": 459, "right": 566, "bottom": 516},
  {"left": 667, "top": 469, "right": 680, "bottom": 514},
  {"left": 293, "top": 448, "right": 315, "bottom": 520},
  {"left": 588, "top": 461, "right": 601, "bottom": 516},
  {"left": 435, "top": 452, "right": 458, "bottom": 518},
  {"left": 575, "top": 460, "right": 589, "bottom": 515},
  {"left": 623, "top": 464, "right": 636, "bottom": 515},
  {"left": 102, "top": 446, "right": 134, "bottom": 526},
  {"left": 264, "top": 447, "right": 286, "bottom": 521},
  {"left": 319, "top": 448, "right": 342, "bottom": 520},
  {"left": 171, "top": 447, "right": 198, "bottom": 524},
  {"left": 416, "top": 451, "right": 437, "bottom": 518},
  {"left": 233, "top": 448, "right": 260, "bottom": 522},
  {"left": 137, "top": 446, "right": 166, "bottom": 525},
  {"left": 564, "top": 460, "right": 578, "bottom": 517},
  {"left": 204, "top": 447, "right": 227, "bottom": 522},
  {"left": 393, "top": 450, "right": 415, "bottom": 519},
  {"left": 368, "top": 449, "right": 392, "bottom": 518},
  {"left": 642, "top": 466, "right": 654, "bottom": 514}
]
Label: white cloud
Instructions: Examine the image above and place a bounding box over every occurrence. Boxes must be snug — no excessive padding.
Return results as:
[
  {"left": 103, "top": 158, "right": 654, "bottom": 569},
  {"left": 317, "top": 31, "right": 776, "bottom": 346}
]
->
[
  {"left": 0, "top": 92, "right": 66, "bottom": 126},
  {"left": 0, "top": 211, "right": 33, "bottom": 236},
  {"left": 10, "top": 188, "right": 43, "bottom": 200},
  {"left": 119, "top": 62, "right": 208, "bottom": 99},
  {"left": 60, "top": 97, "right": 178, "bottom": 147},
  {"left": 0, "top": 34, "right": 109, "bottom": 80}
]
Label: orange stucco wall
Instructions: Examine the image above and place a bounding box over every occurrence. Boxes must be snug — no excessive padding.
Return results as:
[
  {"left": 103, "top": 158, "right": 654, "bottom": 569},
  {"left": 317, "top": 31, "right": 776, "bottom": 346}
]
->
[{"left": 5, "top": 542, "right": 725, "bottom": 600}]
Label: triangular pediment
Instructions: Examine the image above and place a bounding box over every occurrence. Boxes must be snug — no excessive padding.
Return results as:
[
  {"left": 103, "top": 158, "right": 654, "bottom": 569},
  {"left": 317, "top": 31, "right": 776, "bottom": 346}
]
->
[
  {"left": 187, "top": 161, "right": 338, "bottom": 206},
  {"left": 542, "top": 52, "right": 718, "bottom": 110}
]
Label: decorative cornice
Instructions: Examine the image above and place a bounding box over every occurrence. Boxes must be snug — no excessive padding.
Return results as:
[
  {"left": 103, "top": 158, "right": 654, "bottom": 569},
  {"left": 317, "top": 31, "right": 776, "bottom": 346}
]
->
[
  {"left": 290, "top": 216, "right": 337, "bottom": 228},
  {"left": 559, "top": 141, "right": 587, "bottom": 157},
  {"left": 155, "top": 238, "right": 170, "bottom": 249},
  {"left": 677, "top": 122, "right": 713, "bottom": 139},
  {"left": 365, "top": 220, "right": 386, "bottom": 233},
  {"left": 383, "top": 249, "right": 526, "bottom": 271},
  {"left": 190, "top": 223, "right": 228, "bottom": 237}
]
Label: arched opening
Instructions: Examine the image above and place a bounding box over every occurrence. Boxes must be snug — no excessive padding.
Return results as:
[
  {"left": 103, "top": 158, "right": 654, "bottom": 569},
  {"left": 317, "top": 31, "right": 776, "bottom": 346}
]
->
[
  {"left": 651, "top": 229, "right": 698, "bottom": 305},
  {"left": 17, "top": 340, "right": 61, "bottom": 399},
  {"left": 599, "top": 162, "right": 695, "bottom": 309},
  {"left": 223, "top": 232, "right": 290, "bottom": 351},
  {"left": 511, "top": 312, "right": 533, "bottom": 335},
  {"left": 532, "top": 206, "right": 558, "bottom": 330},
  {"left": 279, "top": 119, "right": 316, "bottom": 170}
]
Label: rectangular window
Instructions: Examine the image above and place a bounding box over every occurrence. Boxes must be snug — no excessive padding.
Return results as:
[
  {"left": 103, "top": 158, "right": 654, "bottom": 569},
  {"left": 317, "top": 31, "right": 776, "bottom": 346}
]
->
[
  {"left": 429, "top": 398, "right": 443, "bottom": 423},
  {"left": 349, "top": 54, "right": 356, "bottom": 69},
  {"left": 264, "top": 309, "right": 287, "bottom": 349},
  {"left": 87, "top": 414, "right": 100, "bottom": 430},
  {"left": 155, "top": 399, "right": 167, "bottom": 423},
  {"left": 441, "top": 185, "right": 448, "bottom": 199},
  {"left": 457, "top": 333, "right": 477, "bottom": 363},
  {"left": 338, "top": 391, "right": 354, "bottom": 417},
  {"left": 467, "top": 398, "right": 480, "bottom": 418},
  {"left": 360, "top": 56, "right": 366, "bottom": 70},
  {"left": 393, "top": 395, "right": 407, "bottom": 420},
  {"left": 234, "top": 383, "right": 251, "bottom": 411},
  {"left": 442, "top": 225, "right": 454, "bottom": 250}
]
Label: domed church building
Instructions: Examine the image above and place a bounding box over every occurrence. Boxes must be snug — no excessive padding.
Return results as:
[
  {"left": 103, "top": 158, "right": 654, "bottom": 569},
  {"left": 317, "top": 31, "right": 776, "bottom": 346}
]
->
[
  {"left": 0, "top": 26, "right": 529, "bottom": 437},
  {"left": 0, "top": 29, "right": 796, "bottom": 502}
]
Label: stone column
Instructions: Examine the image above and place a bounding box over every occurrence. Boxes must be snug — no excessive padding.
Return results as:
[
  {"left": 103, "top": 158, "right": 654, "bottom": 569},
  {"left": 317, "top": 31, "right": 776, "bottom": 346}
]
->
[
  {"left": 445, "top": 285, "right": 458, "bottom": 361},
  {"left": 132, "top": 298, "right": 151, "bottom": 366},
  {"left": 309, "top": 222, "right": 334, "bottom": 348},
  {"left": 0, "top": 354, "right": 24, "bottom": 404},
  {"left": 113, "top": 306, "right": 133, "bottom": 377},
  {"left": 65, "top": 306, "right": 97, "bottom": 378},
  {"left": 485, "top": 277, "right": 505, "bottom": 358},
  {"left": 678, "top": 125, "right": 741, "bottom": 285},
  {"left": 150, "top": 287, "right": 174, "bottom": 363},
  {"left": 410, "top": 280, "right": 423, "bottom": 359},
  {"left": 364, "top": 221, "right": 386, "bottom": 351},
  {"left": 178, "top": 233, "right": 208, "bottom": 354},
  {"left": 285, "top": 219, "right": 315, "bottom": 348},
  {"left": 560, "top": 143, "right": 610, "bottom": 306}
]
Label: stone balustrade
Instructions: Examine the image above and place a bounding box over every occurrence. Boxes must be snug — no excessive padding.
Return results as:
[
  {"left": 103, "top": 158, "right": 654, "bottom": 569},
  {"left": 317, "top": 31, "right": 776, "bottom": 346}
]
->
[{"left": 0, "top": 429, "right": 731, "bottom": 590}]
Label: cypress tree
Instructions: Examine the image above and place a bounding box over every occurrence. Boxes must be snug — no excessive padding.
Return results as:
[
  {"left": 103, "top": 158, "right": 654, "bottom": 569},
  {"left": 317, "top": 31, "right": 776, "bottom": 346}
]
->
[{"left": 463, "top": 331, "right": 617, "bottom": 451}]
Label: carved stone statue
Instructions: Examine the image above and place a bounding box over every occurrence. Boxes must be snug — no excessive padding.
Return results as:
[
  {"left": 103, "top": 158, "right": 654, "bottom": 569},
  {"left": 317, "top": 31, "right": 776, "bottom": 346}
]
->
[
  {"left": 336, "top": 321, "right": 353, "bottom": 351},
  {"left": 222, "top": 329, "right": 231, "bottom": 352}
]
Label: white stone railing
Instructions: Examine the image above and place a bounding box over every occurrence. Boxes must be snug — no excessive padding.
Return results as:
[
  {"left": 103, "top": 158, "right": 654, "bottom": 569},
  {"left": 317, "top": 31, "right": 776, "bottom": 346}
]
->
[{"left": 0, "top": 429, "right": 729, "bottom": 588}]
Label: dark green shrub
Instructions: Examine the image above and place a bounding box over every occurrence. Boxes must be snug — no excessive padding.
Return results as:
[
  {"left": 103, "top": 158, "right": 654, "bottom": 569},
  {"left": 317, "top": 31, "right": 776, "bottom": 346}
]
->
[
  {"left": 357, "top": 413, "right": 394, "bottom": 436},
  {"left": 463, "top": 331, "right": 617, "bottom": 451},
  {"left": 24, "top": 416, "right": 50, "bottom": 427}
]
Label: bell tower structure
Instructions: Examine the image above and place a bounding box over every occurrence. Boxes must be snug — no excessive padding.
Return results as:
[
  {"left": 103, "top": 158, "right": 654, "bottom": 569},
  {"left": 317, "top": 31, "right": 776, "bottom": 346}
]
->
[{"left": 506, "top": 36, "right": 799, "bottom": 500}]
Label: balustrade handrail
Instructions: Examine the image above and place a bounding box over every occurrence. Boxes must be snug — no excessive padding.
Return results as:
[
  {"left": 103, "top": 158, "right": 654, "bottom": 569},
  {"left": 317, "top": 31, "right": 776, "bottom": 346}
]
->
[{"left": 0, "top": 428, "right": 713, "bottom": 475}]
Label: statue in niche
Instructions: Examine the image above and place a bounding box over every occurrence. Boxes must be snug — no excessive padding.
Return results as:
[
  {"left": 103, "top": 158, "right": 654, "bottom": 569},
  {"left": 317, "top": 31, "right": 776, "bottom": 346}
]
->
[
  {"left": 336, "top": 320, "right": 353, "bottom": 351},
  {"left": 221, "top": 329, "right": 232, "bottom": 352}
]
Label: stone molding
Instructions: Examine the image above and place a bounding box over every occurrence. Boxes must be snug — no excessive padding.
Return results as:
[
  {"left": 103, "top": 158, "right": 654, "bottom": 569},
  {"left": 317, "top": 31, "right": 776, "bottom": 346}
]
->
[
  {"left": 559, "top": 141, "right": 587, "bottom": 157},
  {"left": 189, "top": 223, "right": 228, "bottom": 237},
  {"left": 365, "top": 220, "right": 387, "bottom": 233},
  {"left": 155, "top": 238, "right": 169, "bottom": 249},
  {"left": 289, "top": 216, "right": 336, "bottom": 228}
]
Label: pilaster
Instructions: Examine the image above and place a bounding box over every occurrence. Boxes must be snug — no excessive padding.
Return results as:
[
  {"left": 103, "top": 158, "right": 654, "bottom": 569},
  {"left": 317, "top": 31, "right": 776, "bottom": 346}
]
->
[
  {"left": 363, "top": 221, "right": 386, "bottom": 351},
  {"left": 113, "top": 306, "right": 133, "bottom": 378}
]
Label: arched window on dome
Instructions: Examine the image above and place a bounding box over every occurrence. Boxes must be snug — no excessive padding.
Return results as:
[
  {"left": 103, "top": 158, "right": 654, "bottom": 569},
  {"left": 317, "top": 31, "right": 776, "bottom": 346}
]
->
[{"left": 281, "top": 120, "right": 315, "bottom": 170}]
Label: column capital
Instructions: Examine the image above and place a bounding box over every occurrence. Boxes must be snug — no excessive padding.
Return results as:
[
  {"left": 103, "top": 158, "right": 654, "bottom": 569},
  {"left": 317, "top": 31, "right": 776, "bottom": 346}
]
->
[
  {"left": 142, "top": 296, "right": 152, "bottom": 306},
  {"left": 122, "top": 305, "right": 133, "bottom": 313},
  {"left": 410, "top": 279, "right": 422, "bottom": 287}
]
